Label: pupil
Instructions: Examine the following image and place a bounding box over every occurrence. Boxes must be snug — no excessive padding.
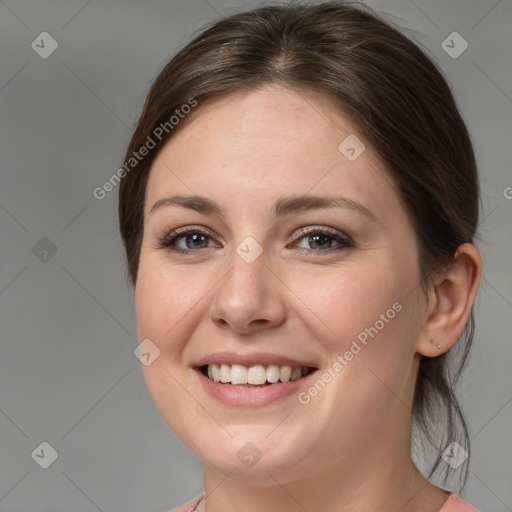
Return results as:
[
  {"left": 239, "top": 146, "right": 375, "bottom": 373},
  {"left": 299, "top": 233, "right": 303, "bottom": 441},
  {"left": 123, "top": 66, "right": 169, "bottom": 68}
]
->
[
  {"left": 310, "top": 234, "right": 330, "bottom": 249},
  {"left": 186, "top": 233, "right": 207, "bottom": 249}
]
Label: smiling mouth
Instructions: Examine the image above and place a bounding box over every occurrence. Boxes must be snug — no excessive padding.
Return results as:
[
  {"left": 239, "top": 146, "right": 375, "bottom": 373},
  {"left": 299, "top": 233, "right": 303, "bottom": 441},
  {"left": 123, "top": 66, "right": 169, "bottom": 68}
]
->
[{"left": 198, "top": 364, "right": 318, "bottom": 387}]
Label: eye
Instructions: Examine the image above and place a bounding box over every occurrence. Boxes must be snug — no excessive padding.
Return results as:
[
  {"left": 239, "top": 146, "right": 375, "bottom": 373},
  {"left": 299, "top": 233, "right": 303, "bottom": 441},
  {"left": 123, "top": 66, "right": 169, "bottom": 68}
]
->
[
  {"left": 156, "top": 226, "right": 218, "bottom": 255},
  {"left": 290, "top": 226, "right": 353, "bottom": 254},
  {"left": 156, "top": 225, "right": 353, "bottom": 255}
]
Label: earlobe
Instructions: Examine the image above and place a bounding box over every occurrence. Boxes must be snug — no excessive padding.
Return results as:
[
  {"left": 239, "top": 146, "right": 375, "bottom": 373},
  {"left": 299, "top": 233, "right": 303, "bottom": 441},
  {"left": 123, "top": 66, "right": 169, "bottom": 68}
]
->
[{"left": 416, "top": 243, "right": 482, "bottom": 358}]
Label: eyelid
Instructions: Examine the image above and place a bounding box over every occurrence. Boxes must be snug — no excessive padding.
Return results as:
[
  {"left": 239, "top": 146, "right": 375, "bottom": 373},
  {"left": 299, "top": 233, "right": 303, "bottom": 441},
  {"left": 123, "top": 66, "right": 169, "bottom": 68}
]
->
[
  {"left": 156, "top": 225, "right": 220, "bottom": 249},
  {"left": 290, "top": 225, "right": 353, "bottom": 245},
  {"left": 156, "top": 224, "right": 353, "bottom": 255}
]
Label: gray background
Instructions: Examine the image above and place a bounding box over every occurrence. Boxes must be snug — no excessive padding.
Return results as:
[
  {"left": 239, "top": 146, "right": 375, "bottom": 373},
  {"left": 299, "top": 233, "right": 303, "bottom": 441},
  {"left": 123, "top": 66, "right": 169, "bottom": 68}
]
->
[{"left": 0, "top": 0, "right": 511, "bottom": 511}]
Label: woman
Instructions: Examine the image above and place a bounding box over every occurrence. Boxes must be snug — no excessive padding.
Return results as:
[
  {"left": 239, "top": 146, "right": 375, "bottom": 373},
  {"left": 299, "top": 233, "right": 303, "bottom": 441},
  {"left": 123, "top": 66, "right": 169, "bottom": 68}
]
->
[{"left": 118, "top": 2, "right": 483, "bottom": 510}]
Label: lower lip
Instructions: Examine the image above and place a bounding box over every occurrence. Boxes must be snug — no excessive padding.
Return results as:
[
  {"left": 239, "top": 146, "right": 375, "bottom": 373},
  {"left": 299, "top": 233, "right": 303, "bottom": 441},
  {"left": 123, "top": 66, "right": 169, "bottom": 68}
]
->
[{"left": 194, "top": 368, "right": 317, "bottom": 407}]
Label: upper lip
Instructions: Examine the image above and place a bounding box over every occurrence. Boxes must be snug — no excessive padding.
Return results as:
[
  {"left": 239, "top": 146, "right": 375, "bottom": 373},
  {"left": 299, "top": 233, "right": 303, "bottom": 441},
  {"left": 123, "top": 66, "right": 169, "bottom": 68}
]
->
[{"left": 193, "top": 351, "right": 319, "bottom": 369}]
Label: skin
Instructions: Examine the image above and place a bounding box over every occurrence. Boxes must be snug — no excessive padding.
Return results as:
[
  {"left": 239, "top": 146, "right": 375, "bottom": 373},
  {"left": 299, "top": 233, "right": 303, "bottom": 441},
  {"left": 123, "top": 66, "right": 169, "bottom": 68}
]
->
[{"left": 135, "top": 86, "right": 482, "bottom": 511}]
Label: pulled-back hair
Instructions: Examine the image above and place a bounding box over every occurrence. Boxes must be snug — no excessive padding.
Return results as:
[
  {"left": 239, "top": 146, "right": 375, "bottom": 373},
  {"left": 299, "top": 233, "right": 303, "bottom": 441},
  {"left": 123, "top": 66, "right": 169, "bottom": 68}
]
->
[{"left": 118, "top": 1, "right": 479, "bottom": 490}]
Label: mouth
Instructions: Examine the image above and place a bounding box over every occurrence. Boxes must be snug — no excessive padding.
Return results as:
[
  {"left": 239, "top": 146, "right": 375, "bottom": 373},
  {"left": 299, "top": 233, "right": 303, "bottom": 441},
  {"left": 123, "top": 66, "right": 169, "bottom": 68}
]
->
[{"left": 196, "top": 363, "right": 318, "bottom": 387}]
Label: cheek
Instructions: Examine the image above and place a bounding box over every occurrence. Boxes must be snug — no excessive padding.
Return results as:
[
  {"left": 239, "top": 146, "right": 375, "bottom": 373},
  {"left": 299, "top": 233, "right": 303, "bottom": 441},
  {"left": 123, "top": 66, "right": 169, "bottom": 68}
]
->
[
  {"left": 289, "top": 258, "right": 413, "bottom": 351},
  {"left": 134, "top": 253, "right": 210, "bottom": 434},
  {"left": 307, "top": 255, "right": 419, "bottom": 400},
  {"left": 290, "top": 252, "right": 420, "bottom": 416},
  {"left": 135, "top": 251, "right": 206, "bottom": 349}
]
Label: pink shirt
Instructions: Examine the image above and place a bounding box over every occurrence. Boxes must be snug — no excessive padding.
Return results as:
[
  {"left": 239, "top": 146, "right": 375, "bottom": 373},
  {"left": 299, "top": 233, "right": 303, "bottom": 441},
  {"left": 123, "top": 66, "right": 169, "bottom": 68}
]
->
[{"left": 169, "top": 492, "right": 480, "bottom": 511}]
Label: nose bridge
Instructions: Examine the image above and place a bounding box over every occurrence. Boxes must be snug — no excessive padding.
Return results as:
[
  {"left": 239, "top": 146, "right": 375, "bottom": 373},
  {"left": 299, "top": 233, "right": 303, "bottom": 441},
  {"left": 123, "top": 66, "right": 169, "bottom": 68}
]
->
[
  {"left": 211, "top": 236, "right": 285, "bottom": 332},
  {"left": 223, "top": 237, "right": 268, "bottom": 306}
]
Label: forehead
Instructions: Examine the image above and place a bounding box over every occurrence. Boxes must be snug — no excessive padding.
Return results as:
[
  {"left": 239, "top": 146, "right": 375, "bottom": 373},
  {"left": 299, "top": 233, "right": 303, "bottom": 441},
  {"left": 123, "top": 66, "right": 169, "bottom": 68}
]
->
[{"left": 144, "top": 86, "right": 400, "bottom": 221}]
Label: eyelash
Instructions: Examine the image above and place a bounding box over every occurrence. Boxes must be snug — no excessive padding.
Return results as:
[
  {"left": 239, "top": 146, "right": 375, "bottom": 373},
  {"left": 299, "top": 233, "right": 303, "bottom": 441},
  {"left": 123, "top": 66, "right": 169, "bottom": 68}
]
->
[{"left": 156, "top": 225, "right": 353, "bottom": 256}]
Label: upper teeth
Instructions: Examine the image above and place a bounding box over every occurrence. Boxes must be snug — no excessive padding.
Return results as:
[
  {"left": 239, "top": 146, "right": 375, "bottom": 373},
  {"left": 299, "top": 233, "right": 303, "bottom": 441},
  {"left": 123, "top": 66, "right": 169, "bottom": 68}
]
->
[{"left": 206, "top": 364, "right": 310, "bottom": 385}]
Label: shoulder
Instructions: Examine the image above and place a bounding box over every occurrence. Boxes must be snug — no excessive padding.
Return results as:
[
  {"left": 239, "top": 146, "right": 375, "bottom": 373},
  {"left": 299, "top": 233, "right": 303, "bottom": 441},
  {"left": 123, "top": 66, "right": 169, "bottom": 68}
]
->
[
  {"left": 168, "top": 492, "right": 205, "bottom": 512},
  {"left": 439, "top": 494, "right": 481, "bottom": 512}
]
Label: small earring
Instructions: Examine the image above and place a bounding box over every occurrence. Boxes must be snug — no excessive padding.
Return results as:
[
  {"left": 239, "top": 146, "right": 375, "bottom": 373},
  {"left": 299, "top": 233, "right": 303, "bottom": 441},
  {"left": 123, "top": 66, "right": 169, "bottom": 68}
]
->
[{"left": 436, "top": 344, "right": 441, "bottom": 350}]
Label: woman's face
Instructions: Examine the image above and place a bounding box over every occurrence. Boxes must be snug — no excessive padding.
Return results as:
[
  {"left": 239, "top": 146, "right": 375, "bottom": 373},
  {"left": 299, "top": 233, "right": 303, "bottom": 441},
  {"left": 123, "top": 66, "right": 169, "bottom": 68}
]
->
[{"left": 135, "top": 86, "right": 427, "bottom": 481}]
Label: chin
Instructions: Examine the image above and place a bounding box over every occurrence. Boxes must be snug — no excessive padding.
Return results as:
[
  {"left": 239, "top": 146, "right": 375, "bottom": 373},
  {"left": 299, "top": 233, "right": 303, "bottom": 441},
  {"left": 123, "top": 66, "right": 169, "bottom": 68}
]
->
[{"left": 189, "top": 427, "right": 314, "bottom": 480}]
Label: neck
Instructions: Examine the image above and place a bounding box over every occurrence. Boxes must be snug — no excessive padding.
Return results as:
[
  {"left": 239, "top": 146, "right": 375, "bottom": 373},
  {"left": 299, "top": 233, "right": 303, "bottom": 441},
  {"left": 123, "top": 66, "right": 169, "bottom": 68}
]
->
[{"left": 196, "top": 412, "right": 449, "bottom": 512}]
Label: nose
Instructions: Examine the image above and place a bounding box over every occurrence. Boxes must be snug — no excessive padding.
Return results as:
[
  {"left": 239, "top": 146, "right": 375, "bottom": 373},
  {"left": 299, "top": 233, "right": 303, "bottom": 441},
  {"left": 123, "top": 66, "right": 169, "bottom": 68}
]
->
[{"left": 209, "top": 245, "right": 287, "bottom": 336}]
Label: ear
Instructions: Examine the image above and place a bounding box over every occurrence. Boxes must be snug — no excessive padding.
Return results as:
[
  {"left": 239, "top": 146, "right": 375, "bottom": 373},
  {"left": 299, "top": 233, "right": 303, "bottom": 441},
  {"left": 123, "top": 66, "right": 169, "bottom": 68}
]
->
[{"left": 416, "top": 243, "right": 483, "bottom": 357}]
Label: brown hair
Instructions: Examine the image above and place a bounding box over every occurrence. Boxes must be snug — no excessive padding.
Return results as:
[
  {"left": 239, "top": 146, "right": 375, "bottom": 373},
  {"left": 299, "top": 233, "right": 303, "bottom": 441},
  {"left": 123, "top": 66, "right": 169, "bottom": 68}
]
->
[{"left": 118, "top": 0, "right": 479, "bottom": 489}]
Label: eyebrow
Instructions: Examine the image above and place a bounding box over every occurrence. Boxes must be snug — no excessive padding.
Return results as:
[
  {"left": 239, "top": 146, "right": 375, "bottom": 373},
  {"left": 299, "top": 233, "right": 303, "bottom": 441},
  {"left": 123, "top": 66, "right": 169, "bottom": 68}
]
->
[{"left": 148, "top": 194, "right": 377, "bottom": 222}]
